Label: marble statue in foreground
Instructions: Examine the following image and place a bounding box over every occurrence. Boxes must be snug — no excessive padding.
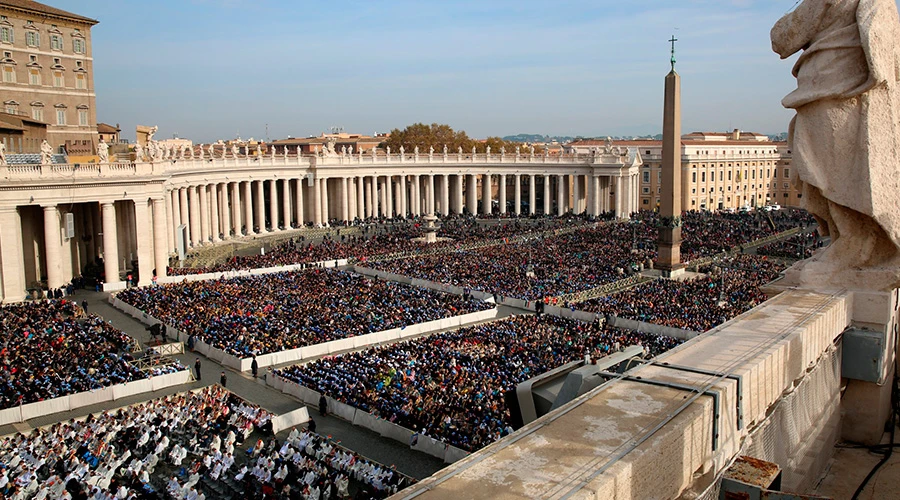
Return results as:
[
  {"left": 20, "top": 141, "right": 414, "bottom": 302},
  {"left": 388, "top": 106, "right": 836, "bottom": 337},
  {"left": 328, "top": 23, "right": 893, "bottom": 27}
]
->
[{"left": 772, "top": 0, "right": 900, "bottom": 290}]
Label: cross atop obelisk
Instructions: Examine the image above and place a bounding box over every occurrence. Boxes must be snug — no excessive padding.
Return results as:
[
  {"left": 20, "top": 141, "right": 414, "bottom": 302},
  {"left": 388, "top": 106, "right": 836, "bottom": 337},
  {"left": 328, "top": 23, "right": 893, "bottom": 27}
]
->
[
  {"left": 669, "top": 35, "right": 678, "bottom": 70},
  {"left": 657, "top": 36, "right": 685, "bottom": 277}
]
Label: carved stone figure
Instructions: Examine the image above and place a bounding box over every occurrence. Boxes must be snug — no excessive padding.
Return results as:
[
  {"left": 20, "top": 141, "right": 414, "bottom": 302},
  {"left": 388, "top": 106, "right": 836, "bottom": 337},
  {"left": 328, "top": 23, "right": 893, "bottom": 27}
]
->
[
  {"left": 231, "top": 144, "right": 240, "bottom": 158},
  {"left": 530, "top": 145, "right": 535, "bottom": 157},
  {"left": 0, "top": 141, "right": 7, "bottom": 166},
  {"left": 134, "top": 142, "right": 145, "bottom": 162},
  {"left": 387, "top": 146, "right": 391, "bottom": 157},
  {"left": 146, "top": 125, "right": 158, "bottom": 143},
  {"left": 515, "top": 146, "right": 520, "bottom": 157},
  {"left": 296, "top": 146, "right": 302, "bottom": 156},
  {"left": 314, "top": 145, "right": 320, "bottom": 156},
  {"left": 270, "top": 146, "right": 276, "bottom": 158},
  {"left": 197, "top": 145, "right": 204, "bottom": 160},
  {"left": 187, "top": 146, "right": 194, "bottom": 159},
  {"left": 772, "top": 0, "right": 900, "bottom": 289},
  {"left": 341, "top": 145, "right": 347, "bottom": 156},
  {"left": 399, "top": 146, "right": 405, "bottom": 156},
  {"left": 208, "top": 144, "right": 215, "bottom": 158},
  {"left": 443, "top": 144, "right": 448, "bottom": 155},
  {"left": 40, "top": 140, "right": 53, "bottom": 165},
  {"left": 486, "top": 146, "right": 491, "bottom": 156},
  {"left": 348, "top": 146, "right": 353, "bottom": 155},
  {"left": 472, "top": 146, "right": 476, "bottom": 156},
  {"left": 97, "top": 139, "right": 109, "bottom": 163},
  {"left": 414, "top": 146, "right": 419, "bottom": 156},
  {"left": 179, "top": 143, "right": 187, "bottom": 159},
  {"left": 324, "top": 138, "right": 337, "bottom": 157},
  {"left": 500, "top": 146, "right": 505, "bottom": 156}
]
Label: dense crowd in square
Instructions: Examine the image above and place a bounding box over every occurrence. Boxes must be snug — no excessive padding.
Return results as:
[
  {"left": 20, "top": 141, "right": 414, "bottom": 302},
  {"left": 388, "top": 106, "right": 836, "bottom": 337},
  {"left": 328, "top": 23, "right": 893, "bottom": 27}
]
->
[
  {"left": 116, "top": 269, "right": 494, "bottom": 358},
  {"left": 0, "top": 301, "right": 183, "bottom": 411},
  {"left": 168, "top": 215, "right": 590, "bottom": 276},
  {"left": 579, "top": 255, "right": 786, "bottom": 332},
  {"left": 756, "top": 232, "right": 822, "bottom": 260},
  {"left": 274, "top": 315, "right": 681, "bottom": 452},
  {"left": 0, "top": 385, "right": 402, "bottom": 499},
  {"left": 365, "top": 210, "right": 813, "bottom": 300}
]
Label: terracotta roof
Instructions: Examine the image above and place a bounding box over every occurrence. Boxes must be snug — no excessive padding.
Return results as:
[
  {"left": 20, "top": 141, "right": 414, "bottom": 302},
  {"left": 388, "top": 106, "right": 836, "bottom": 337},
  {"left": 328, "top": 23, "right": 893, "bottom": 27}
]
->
[
  {"left": 271, "top": 136, "right": 380, "bottom": 145},
  {"left": 0, "top": 113, "right": 25, "bottom": 131},
  {"left": 97, "top": 122, "right": 119, "bottom": 134},
  {"left": 0, "top": 0, "right": 98, "bottom": 25}
]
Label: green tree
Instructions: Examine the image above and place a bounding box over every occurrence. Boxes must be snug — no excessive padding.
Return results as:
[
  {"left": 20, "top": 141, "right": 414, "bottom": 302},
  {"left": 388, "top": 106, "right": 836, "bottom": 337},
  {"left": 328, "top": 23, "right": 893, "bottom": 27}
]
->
[{"left": 381, "top": 123, "right": 474, "bottom": 152}]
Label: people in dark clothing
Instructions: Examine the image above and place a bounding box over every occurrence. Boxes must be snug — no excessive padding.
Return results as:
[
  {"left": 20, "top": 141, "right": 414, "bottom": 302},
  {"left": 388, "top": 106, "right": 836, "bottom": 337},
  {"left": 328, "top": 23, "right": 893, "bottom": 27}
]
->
[
  {"left": 194, "top": 358, "right": 202, "bottom": 380},
  {"left": 319, "top": 394, "right": 328, "bottom": 416},
  {"left": 220, "top": 371, "right": 227, "bottom": 387},
  {"left": 251, "top": 355, "right": 259, "bottom": 378}
]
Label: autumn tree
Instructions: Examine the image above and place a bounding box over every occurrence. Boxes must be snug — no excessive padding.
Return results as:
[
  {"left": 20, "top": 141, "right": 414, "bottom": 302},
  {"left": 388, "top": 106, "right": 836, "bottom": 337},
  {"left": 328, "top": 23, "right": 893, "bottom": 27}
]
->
[{"left": 382, "top": 123, "right": 545, "bottom": 154}]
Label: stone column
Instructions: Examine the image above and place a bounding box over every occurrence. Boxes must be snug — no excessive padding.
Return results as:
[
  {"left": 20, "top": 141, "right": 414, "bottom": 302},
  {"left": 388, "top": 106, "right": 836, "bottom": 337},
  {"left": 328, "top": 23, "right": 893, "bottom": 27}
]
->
[
  {"left": 179, "top": 188, "right": 190, "bottom": 242},
  {"left": 0, "top": 208, "right": 26, "bottom": 302},
  {"left": 101, "top": 202, "right": 119, "bottom": 286},
  {"left": 238, "top": 181, "right": 253, "bottom": 236},
  {"left": 165, "top": 191, "right": 175, "bottom": 251},
  {"left": 542, "top": 176, "right": 550, "bottom": 215},
  {"left": 199, "top": 184, "right": 209, "bottom": 243},
  {"left": 253, "top": 180, "right": 264, "bottom": 233},
  {"left": 269, "top": 179, "right": 279, "bottom": 230},
  {"left": 482, "top": 174, "right": 492, "bottom": 215},
  {"left": 573, "top": 175, "right": 581, "bottom": 214},
  {"left": 152, "top": 198, "right": 169, "bottom": 278},
  {"left": 499, "top": 174, "right": 507, "bottom": 214},
  {"left": 188, "top": 186, "right": 200, "bottom": 246},
  {"left": 357, "top": 176, "right": 366, "bottom": 220},
  {"left": 529, "top": 175, "right": 536, "bottom": 215},
  {"left": 441, "top": 174, "right": 450, "bottom": 215},
  {"left": 393, "top": 178, "right": 401, "bottom": 216},
  {"left": 313, "top": 178, "right": 323, "bottom": 225},
  {"left": 386, "top": 176, "right": 394, "bottom": 218},
  {"left": 426, "top": 175, "right": 435, "bottom": 215},
  {"left": 557, "top": 175, "right": 565, "bottom": 216},
  {"left": 592, "top": 175, "right": 601, "bottom": 216},
  {"left": 210, "top": 184, "right": 220, "bottom": 242},
  {"left": 221, "top": 184, "right": 231, "bottom": 239},
  {"left": 295, "top": 178, "right": 305, "bottom": 226},
  {"left": 465, "top": 175, "right": 475, "bottom": 214},
  {"left": 408, "top": 175, "right": 417, "bottom": 216},
  {"left": 616, "top": 176, "right": 625, "bottom": 218},
  {"left": 514, "top": 174, "right": 521, "bottom": 215},
  {"left": 231, "top": 182, "right": 241, "bottom": 236},
  {"left": 341, "top": 177, "right": 349, "bottom": 222},
  {"left": 321, "top": 178, "right": 330, "bottom": 223},
  {"left": 379, "top": 177, "right": 388, "bottom": 217},
  {"left": 42, "top": 205, "right": 63, "bottom": 290},
  {"left": 283, "top": 179, "right": 293, "bottom": 228},
  {"left": 366, "top": 177, "right": 374, "bottom": 218},
  {"left": 133, "top": 200, "right": 153, "bottom": 286}
]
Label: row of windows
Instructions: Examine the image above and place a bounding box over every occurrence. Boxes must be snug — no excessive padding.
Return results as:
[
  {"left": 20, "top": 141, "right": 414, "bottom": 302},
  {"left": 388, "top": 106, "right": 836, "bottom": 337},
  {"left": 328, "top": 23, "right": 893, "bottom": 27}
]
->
[
  {"left": 642, "top": 168, "right": 791, "bottom": 184},
  {"left": 0, "top": 18, "right": 86, "bottom": 54},
  {"left": 3, "top": 101, "right": 89, "bottom": 125},
  {"left": 1, "top": 65, "right": 87, "bottom": 88},
  {"left": 641, "top": 192, "right": 799, "bottom": 207}
]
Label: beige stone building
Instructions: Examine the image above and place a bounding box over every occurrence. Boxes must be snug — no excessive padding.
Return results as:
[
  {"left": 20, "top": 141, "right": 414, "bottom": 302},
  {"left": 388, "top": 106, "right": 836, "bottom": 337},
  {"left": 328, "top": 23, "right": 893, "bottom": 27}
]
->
[
  {"left": 567, "top": 130, "right": 801, "bottom": 211},
  {"left": 0, "top": 0, "right": 98, "bottom": 156}
]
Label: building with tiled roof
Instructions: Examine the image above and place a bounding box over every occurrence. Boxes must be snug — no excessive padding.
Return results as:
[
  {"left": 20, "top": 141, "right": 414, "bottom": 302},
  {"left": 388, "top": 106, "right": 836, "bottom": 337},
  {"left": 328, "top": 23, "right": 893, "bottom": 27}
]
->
[
  {"left": 0, "top": 1, "right": 99, "bottom": 156},
  {"left": 566, "top": 129, "right": 800, "bottom": 210}
]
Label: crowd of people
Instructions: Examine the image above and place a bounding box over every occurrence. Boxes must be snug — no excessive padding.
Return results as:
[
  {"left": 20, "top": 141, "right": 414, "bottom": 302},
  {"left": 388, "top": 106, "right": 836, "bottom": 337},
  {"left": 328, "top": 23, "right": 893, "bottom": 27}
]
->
[
  {"left": 0, "top": 385, "right": 398, "bottom": 499},
  {"left": 275, "top": 315, "right": 681, "bottom": 452},
  {"left": 366, "top": 210, "right": 813, "bottom": 300},
  {"left": 169, "top": 215, "right": 587, "bottom": 276},
  {"left": 225, "top": 426, "right": 408, "bottom": 499},
  {"left": 116, "top": 269, "right": 494, "bottom": 358},
  {"left": 0, "top": 301, "right": 182, "bottom": 410},
  {"left": 756, "top": 232, "right": 822, "bottom": 260},
  {"left": 579, "top": 255, "right": 786, "bottom": 332}
]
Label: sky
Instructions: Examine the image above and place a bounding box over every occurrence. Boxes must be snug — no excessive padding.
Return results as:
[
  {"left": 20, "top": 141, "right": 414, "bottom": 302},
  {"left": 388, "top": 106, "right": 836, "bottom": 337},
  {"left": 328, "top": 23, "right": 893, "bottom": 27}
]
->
[{"left": 54, "top": 0, "right": 820, "bottom": 142}]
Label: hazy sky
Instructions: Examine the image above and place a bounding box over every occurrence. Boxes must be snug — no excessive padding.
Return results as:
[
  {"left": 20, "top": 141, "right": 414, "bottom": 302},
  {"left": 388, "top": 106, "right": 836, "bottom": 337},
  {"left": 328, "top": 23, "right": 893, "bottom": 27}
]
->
[{"left": 56, "top": 1, "right": 825, "bottom": 142}]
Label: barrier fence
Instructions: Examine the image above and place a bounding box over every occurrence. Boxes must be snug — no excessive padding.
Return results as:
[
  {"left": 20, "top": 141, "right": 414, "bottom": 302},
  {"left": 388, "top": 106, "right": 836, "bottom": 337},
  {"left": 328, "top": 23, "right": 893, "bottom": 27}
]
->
[
  {"left": 0, "top": 369, "right": 191, "bottom": 426},
  {"left": 267, "top": 374, "right": 470, "bottom": 464},
  {"left": 110, "top": 290, "right": 499, "bottom": 372},
  {"left": 160, "top": 258, "right": 350, "bottom": 285}
]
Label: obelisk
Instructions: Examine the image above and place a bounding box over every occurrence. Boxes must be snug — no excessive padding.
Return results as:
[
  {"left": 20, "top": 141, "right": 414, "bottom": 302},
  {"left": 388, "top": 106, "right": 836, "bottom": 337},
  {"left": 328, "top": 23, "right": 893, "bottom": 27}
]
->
[{"left": 657, "top": 36, "right": 685, "bottom": 278}]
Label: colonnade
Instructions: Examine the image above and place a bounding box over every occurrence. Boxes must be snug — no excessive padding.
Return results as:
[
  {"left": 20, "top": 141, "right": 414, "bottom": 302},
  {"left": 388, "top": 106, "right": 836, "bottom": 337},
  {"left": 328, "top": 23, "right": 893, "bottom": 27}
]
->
[{"left": 0, "top": 163, "right": 640, "bottom": 302}]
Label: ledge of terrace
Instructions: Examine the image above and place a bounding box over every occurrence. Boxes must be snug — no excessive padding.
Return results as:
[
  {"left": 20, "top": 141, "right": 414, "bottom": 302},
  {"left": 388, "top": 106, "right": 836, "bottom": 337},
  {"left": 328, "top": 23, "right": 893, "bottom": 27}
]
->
[{"left": 395, "top": 288, "right": 851, "bottom": 500}]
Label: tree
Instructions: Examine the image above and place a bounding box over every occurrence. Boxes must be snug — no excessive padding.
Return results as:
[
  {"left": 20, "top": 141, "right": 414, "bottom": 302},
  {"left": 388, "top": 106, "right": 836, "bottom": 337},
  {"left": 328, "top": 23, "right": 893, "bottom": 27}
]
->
[
  {"left": 381, "top": 123, "right": 474, "bottom": 152},
  {"left": 380, "top": 123, "right": 544, "bottom": 154}
]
